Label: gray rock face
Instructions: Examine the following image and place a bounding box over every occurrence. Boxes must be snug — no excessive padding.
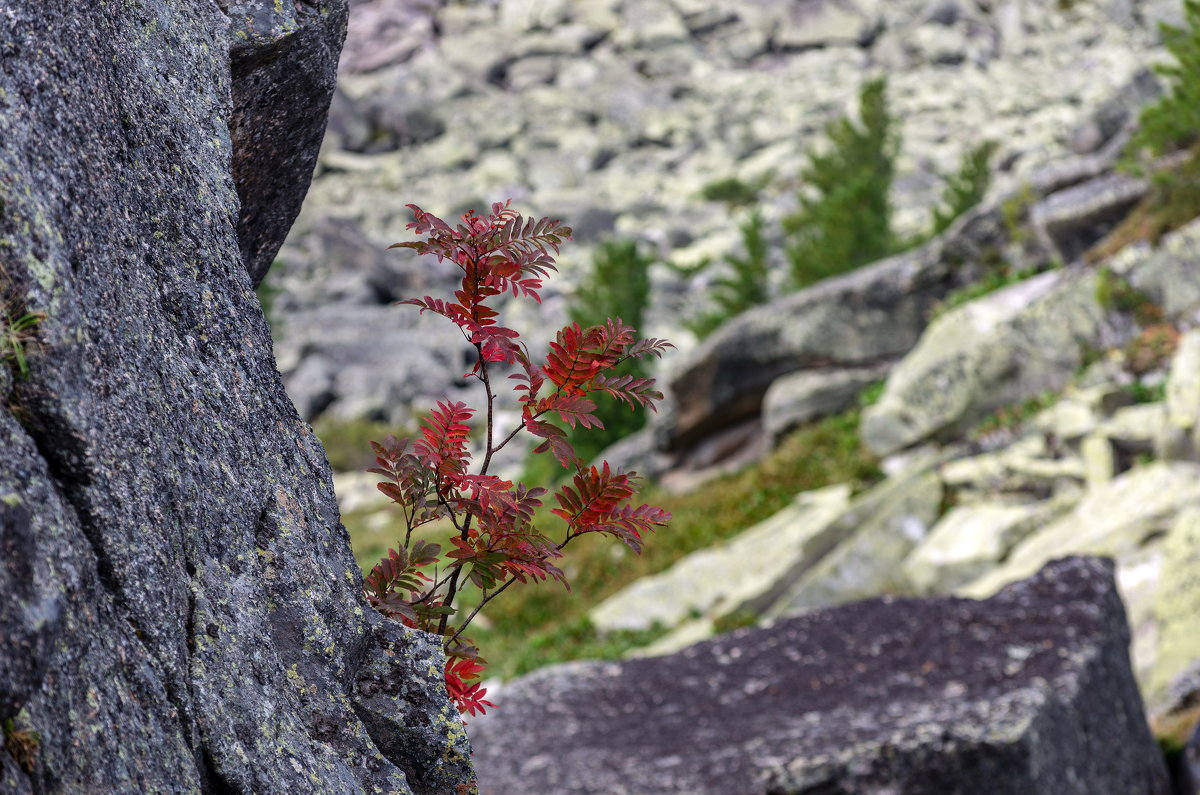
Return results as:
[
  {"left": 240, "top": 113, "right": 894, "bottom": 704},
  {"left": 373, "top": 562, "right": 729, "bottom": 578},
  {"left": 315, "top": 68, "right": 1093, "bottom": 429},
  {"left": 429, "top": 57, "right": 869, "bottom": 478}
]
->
[
  {"left": 0, "top": 3, "right": 472, "bottom": 793},
  {"left": 762, "top": 364, "right": 889, "bottom": 446},
  {"left": 229, "top": 1, "right": 349, "bottom": 286},
  {"left": 1030, "top": 171, "right": 1148, "bottom": 262},
  {"left": 666, "top": 245, "right": 954, "bottom": 451},
  {"left": 769, "top": 469, "right": 945, "bottom": 616},
  {"left": 470, "top": 557, "right": 1169, "bottom": 794},
  {"left": 861, "top": 269, "right": 1112, "bottom": 456}
]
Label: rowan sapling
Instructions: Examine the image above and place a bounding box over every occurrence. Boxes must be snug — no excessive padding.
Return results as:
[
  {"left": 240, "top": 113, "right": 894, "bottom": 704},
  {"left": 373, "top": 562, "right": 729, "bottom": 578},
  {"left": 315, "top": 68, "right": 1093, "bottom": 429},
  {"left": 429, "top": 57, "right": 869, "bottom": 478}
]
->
[{"left": 362, "top": 201, "right": 672, "bottom": 716}]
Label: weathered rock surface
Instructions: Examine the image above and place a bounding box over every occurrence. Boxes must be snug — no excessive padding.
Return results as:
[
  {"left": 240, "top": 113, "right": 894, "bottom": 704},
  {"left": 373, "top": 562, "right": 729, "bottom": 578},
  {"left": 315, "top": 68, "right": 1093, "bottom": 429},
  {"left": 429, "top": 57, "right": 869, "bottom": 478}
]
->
[
  {"left": 1148, "top": 508, "right": 1200, "bottom": 712},
  {"left": 861, "top": 269, "right": 1112, "bottom": 456},
  {"left": 470, "top": 557, "right": 1169, "bottom": 794},
  {"left": 230, "top": 1, "right": 349, "bottom": 286},
  {"left": 767, "top": 467, "right": 944, "bottom": 617},
  {"left": 1030, "top": 171, "right": 1148, "bottom": 262},
  {"left": 961, "top": 462, "right": 1200, "bottom": 599},
  {"left": 667, "top": 247, "right": 954, "bottom": 450},
  {"left": 0, "top": 3, "right": 472, "bottom": 793},
  {"left": 902, "top": 495, "right": 1075, "bottom": 595},
  {"left": 762, "top": 364, "right": 889, "bottom": 446},
  {"left": 1118, "top": 216, "right": 1200, "bottom": 319},
  {"left": 589, "top": 484, "right": 852, "bottom": 635},
  {"left": 1158, "top": 328, "right": 1200, "bottom": 461}
]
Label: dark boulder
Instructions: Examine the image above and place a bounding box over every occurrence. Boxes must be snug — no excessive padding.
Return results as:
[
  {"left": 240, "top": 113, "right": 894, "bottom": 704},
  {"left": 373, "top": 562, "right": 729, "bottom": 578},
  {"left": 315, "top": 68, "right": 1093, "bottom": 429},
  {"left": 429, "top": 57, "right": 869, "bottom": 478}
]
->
[
  {"left": 469, "top": 557, "right": 1169, "bottom": 794},
  {"left": 665, "top": 244, "right": 955, "bottom": 452},
  {"left": 0, "top": 3, "right": 473, "bottom": 793},
  {"left": 229, "top": 1, "right": 349, "bottom": 286}
]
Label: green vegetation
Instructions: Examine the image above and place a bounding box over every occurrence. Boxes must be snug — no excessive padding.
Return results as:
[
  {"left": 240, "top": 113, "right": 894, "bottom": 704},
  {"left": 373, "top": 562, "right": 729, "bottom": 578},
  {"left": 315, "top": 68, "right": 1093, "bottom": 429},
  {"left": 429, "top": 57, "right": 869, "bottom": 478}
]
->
[
  {"left": 525, "top": 238, "right": 657, "bottom": 483},
  {"left": 699, "top": 174, "right": 772, "bottom": 207},
  {"left": 968, "top": 391, "right": 1059, "bottom": 439},
  {"left": 1097, "top": 0, "right": 1200, "bottom": 258},
  {"left": 2, "top": 716, "right": 39, "bottom": 774},
  {"left": 1128, "top": 378, "right": 1168, "bottom": 404},
  {"left": 474, "top": 616, "right": 668, "bottom": 681},
  {"left": 1127, "top": 0, "right": 1200, "bottom": 165},
  {"left": 930, "top": 141, "right": 998, "bottom": 235},
  {"left": 784, "top": 77, "right": 897, "bottom": 290},
  {"left": 0, "top": 310, "right": 43, "bottom": 379},
  {"left": 1094, "top": 268, "right": 1163, "bottom": 326},
  {"left": 313, "top": 415, "right": 412, "bottom": 473},
  {"left": 686, "top": 79, "right": 995, "bottom": 338},
  {"left": 0, "top": 269, "right": 43, "bottom": 379},
  {"left": 1000, "top": 181, "right": 1036, "bottom": 245},
  {"left": 565, "top": 238, "right": 656, "bottom": 464},
  {"left": 857, "top": 379, "right": 886, "bottom": 408},
  {"left": 344, "top": 408, "right": 880, "bottom": 679},
  {"left": 686, "top": 210, "right": 771, "bottom": 339},
  {"left": 255, "top": 261, "right": 284, "bottom": 330}
]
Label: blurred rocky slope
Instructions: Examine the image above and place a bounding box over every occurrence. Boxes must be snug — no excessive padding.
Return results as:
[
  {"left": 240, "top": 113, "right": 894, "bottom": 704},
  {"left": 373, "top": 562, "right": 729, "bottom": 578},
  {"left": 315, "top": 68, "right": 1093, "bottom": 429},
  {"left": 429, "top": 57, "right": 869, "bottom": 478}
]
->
[
  {"left": 273, "top": 0, "right": 1178, "bottom": 433},
  {"left": 284, "top": 1, "right": 1200, "bottom": 786},
  {"left": 589, "top": 215, "right": 1200, "bottom": 753}
]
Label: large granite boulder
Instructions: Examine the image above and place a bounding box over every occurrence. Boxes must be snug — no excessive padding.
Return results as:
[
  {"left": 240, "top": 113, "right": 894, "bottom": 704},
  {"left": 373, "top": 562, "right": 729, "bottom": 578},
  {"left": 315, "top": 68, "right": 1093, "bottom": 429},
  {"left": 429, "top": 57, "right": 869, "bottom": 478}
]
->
[
  {"left": 470, "top": 557, "right": 1169, "bottom": 794},
  {"left": 0, "top": 3, "right": 473, "bottom": 793},
  {"left": 861, "top": 268, "right": 1112, "bottom": 456},
  {"left": 666, "top": 245, "right": 955, "bottom": 451},
  {"left": 229, "top": 1, "right": 349, "bottom": 286}
]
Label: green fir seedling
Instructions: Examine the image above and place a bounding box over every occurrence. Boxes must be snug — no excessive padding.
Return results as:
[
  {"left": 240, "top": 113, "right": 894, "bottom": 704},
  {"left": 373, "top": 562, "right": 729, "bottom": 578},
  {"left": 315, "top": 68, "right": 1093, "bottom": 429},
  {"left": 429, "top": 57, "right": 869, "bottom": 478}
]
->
[
  {"left": 686, "top": 209, "right": 772, "bottom": 339},
  {"left": 930, "top": 141, "right": 998, "bottom": 235},
  {"left": 784, "top": 77, "right": 898, "bottom": 290}
]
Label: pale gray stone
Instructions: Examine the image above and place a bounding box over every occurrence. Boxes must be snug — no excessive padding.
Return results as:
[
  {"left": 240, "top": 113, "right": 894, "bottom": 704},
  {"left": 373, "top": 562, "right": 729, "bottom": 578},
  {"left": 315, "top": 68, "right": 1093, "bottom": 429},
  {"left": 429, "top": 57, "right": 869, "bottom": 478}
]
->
[
  {"left": 1158, "top": 329, "right": 1200, "bottom": 460},
  {"left": 762, "top": 365, "right": 889, "bottom": 445},
  {"left": 768, "top": 470, "right": 944, "bottom": 617},
  {"left": 960, "top": 462, "right": 1200, "bottom": 599},
  {"left": 589, "top": 484, "right": 853, "bottom": 632},
  {"left": 1030, "top": 172, "right": 1149, "bottom": 262},
  {"left": 1147, "top": 507, "right": 1200, "bottom": 713},
  {"left": 903, "top": 493, "right": 1076, "bottom": 594},
  {"left": 1115, "top": 218, "right": 1200, "bottom": 320},
  {"left": 669, "top": 245, "right": 953, "bottom": 451},
  {"left": 861, "top": 270, "right": 1110, "bottom": 456}
]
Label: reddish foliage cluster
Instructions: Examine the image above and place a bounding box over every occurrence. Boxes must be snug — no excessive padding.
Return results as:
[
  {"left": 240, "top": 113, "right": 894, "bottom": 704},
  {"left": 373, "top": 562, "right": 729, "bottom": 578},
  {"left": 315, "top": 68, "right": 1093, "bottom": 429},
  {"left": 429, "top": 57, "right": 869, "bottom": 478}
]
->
[{"left": 362, "top": 201, "right": 671, "bottom": 716}]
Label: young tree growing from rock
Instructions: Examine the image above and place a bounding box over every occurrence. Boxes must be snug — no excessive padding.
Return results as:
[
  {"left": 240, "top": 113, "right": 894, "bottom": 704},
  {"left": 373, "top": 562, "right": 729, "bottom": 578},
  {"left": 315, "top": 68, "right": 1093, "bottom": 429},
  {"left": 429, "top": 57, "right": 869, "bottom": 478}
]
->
[{"left": 362, "top": 201, "right": 672, "bottom": 716}]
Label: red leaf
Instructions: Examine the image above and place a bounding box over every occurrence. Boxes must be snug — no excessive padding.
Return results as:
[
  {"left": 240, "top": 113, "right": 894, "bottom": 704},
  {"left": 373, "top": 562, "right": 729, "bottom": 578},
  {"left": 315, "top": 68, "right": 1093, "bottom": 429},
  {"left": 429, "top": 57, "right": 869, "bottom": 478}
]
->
[{"left": 445, "top": 656, "right": 496, "bottom": 717}]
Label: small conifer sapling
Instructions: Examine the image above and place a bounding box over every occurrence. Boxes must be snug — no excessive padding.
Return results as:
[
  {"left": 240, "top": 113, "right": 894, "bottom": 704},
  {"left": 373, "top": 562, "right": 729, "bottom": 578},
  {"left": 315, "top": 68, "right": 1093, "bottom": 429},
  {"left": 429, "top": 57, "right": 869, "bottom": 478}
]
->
[{"left": 362, "top": 201, "right": 672, "bottom": 717}]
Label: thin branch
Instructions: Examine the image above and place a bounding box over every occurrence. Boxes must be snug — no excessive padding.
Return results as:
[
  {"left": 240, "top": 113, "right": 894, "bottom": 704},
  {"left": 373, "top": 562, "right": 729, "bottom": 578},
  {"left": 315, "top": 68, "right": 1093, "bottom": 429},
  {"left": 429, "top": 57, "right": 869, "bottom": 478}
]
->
[{"left": 443, "top": 576, "right": 519, "bottom": 651}]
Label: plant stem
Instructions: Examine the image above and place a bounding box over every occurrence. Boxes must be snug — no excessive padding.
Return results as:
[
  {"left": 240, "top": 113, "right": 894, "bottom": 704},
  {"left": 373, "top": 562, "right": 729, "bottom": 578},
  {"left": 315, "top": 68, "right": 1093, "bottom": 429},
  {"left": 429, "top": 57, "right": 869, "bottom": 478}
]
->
[{"left": 438, "top": 342, "right": 488, "bottom": 637}]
